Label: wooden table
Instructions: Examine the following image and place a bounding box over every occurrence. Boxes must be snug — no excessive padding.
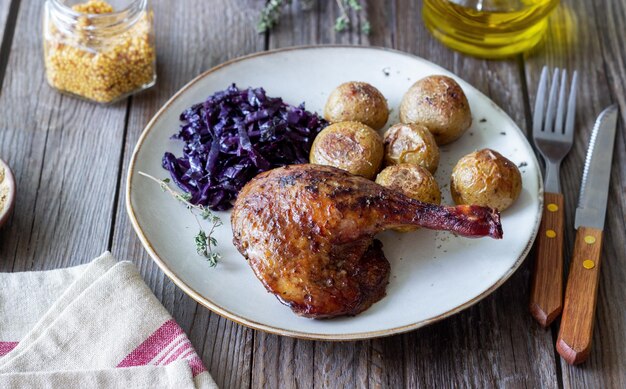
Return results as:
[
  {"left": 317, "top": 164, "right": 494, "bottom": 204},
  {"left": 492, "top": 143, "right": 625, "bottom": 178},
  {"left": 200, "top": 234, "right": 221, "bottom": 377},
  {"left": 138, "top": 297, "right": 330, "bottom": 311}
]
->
[{"left": 1, "top": 0, "right": 624, "bottom": 387}]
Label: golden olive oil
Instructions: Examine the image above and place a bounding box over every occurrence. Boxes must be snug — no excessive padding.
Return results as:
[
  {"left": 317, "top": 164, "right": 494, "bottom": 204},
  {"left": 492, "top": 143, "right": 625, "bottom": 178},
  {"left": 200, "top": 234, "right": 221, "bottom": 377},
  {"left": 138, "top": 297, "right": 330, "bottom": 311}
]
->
[{"left": 423, "top": 0, "right": 559, "bottom": 58}]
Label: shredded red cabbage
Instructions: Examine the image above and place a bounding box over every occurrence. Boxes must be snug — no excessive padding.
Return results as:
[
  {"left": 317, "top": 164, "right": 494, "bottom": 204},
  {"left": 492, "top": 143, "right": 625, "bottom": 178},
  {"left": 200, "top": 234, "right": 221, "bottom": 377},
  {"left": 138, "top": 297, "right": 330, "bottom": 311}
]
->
[{"left": 162, "top": 84, "right": 327, "bottom": 211}]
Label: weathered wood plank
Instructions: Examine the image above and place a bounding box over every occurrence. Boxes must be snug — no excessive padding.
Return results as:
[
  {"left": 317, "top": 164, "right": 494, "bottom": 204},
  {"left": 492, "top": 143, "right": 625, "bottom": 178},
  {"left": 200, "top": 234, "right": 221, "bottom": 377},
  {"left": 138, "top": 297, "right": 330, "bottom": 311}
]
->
[
  {"left": 253, "top": 0, "right": 557, "bottom": 388},
  {"left": 109, "top": 1, "right": 264, "bottom": 388},
  {"left": 0, "top": 0, "right": 127, "bottom": 270},
  {"left": 0, "top": 0, "right": 10, "bottom": 24},
  {"left": 250, "top": 2, "right": 387, "bottom": 388},
  {"left": 2, "top": 0, "right": 623, "bottom": 388},
  {"left": 309, "top": 3, "right": 397, "bottom": 388},
  {"left": 380, "top": 0, "right": 559, "bottom": 387},
  {"left": 596, "top": 3, "right": 626, "bottom": 386},
  {"left": 0, "top": 0, "right": 16, "bottom": 61},
  {"left": 522, "top": 0, "right": 626, "bottom": 386},
  {"left": 595, "top": 9, "right": 626, "bottom": 389}
]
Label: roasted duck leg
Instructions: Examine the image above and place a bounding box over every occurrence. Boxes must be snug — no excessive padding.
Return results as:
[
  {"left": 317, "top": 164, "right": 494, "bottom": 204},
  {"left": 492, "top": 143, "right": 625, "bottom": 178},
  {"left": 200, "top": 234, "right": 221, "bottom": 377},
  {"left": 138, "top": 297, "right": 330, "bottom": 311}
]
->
[{"left": 232, "top": 164, "right": 502, "bottom": 318}]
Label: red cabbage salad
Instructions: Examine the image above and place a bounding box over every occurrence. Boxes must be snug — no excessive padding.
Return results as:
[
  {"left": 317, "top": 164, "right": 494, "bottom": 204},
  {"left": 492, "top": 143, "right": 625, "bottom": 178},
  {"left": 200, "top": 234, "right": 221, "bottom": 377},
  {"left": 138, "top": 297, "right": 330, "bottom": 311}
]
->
[{"left": 162, "top": 84, "right": 328, "bottom": 210}]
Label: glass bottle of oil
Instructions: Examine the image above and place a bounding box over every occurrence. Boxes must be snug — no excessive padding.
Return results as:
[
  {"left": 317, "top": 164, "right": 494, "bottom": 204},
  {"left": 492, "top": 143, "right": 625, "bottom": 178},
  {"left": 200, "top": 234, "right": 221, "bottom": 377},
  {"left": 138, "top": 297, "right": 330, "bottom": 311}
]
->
[{"left": 423, "top": 0, "right": 559, "bottom": 58}]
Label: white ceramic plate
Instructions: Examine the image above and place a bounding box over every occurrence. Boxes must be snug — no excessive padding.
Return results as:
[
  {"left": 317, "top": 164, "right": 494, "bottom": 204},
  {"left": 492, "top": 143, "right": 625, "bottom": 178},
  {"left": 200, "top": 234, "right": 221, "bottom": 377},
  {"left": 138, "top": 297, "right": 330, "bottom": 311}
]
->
[{"left": 127, "top": 46, "right": 542, "bottom": 340}]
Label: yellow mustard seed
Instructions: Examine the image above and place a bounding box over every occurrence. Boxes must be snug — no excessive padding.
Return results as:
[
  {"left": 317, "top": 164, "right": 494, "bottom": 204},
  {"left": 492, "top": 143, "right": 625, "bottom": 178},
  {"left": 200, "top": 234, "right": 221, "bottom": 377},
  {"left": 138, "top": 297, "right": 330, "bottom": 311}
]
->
[
  {"left": 72, "top": 0, "right": 113, "bottom": 14},
  {"left": 44, "top": 0, "right": 155, "bottom": 103}
]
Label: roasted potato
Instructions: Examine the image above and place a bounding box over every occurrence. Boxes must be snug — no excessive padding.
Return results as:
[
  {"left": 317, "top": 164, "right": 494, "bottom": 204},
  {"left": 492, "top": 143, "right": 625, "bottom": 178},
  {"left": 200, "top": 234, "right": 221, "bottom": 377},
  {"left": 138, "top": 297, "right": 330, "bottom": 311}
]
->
[
  {"left": 376, "top": 164, "right": 441, "bottom": 232},
  {"left": 310, "top": 121, "right": 384, "bottom": 179},
  {"left": 324, "top": 82, "right": 389, "bottom": 130},
  {"left": 450, "top": 149, "right": 522, "bottom": 211},
  {"left": 400, "top": 75, "right": 472, "bottom": 145},
  {"left": 383, "top": 123, "right": 440, "bottom": 174}
]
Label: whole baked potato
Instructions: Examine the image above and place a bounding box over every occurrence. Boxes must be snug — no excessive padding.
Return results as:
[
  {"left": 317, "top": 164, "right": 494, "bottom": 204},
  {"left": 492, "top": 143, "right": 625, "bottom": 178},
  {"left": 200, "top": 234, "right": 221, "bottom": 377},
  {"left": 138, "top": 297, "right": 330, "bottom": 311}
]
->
[
  {"left": 310, "top": 121, "right": 384, "bottom": 179},
  {"left": 450, "top": 149, "right": 522, "bottom": 211},
  {"left": 376, "top": 164, "right": 441, "bottom": 232},
  {"left": 400, "top": 75, "right": 472, "bottom": 145},
  {"left": 324, "top": 82, "right": 389, "bottom": 130},
  {"left": 383, "top": 123, "right": 440, "bottom": 173}
]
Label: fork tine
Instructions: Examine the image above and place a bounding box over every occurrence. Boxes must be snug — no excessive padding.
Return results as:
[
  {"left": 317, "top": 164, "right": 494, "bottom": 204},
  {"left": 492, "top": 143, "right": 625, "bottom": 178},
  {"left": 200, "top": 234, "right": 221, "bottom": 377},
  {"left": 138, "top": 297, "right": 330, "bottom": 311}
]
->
[
  {"left": 564, "top": 71, "right": 578, "bottom": 140},
  {"left": 533, "top": 66, "right": 549, "bottom": 136},
  {"left": 555, "top": 69, "right": 568, "bottom": 134},
  {"left": 544, "top": 68, "right": 560, "bottom": 133}
]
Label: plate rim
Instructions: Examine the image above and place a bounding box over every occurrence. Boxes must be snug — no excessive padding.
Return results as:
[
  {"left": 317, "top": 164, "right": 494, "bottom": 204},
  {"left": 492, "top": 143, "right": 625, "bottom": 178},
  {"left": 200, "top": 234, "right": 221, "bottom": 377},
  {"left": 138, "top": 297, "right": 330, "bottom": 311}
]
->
[{"left": 126, "top": 44, "right": 544, "bottom": 341}]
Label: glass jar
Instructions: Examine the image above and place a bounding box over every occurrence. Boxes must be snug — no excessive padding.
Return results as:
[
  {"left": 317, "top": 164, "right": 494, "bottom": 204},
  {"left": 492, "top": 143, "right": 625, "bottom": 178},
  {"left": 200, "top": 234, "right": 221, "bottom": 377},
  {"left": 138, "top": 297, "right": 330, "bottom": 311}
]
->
[
  {"left": 43, "top": 0, "right": 156, "bottom": 104},
  {"left": 422, "top": 0, "right": 559, "bottom": 59}
]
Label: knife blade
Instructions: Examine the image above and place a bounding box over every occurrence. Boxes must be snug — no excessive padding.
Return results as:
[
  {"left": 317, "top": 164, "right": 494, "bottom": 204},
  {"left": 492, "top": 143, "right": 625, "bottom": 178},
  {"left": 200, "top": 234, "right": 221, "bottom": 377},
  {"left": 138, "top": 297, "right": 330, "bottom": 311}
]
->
[
  {"left": 557, "top": 104, "right": 619, "bottom": 365},
  {"left": 575, "top": 105, "right": 619, "bottom": 230}
]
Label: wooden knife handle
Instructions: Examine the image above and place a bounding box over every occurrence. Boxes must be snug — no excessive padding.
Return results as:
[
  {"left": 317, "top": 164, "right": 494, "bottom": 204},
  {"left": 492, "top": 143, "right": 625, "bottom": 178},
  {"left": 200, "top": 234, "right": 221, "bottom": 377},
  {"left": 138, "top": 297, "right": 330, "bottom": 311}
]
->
[
  {"left": 529, "top": 192, "right": 564, "bottom": 327},
  {"left": 557, "top": 227, "right": 604, "bottom": 365}
]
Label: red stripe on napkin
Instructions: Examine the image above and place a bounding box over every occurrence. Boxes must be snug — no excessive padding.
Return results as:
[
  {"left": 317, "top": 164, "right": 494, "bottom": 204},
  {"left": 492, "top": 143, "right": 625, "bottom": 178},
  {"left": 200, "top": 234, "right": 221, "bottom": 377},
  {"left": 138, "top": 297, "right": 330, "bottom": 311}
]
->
[
  {"left": 188, "top": 356, "right": 207, "bottom": 376},
  {"left": 117, "top": 319, "right": 184, "bottom": 367},
  {"left": 178, "top": 348, "right": 195, "bottom": 362},
  {"left": 154, "top": 336, "right": 187, "bottom": 365},
  {"left": 117, "top": 319, "right": 207, "bottom": 377},
  {"left": 0, "top": 341, "right": 18, "bottom": 356},
  {"left": 162, "top": 341, "right": 192, "bottom": 365}
]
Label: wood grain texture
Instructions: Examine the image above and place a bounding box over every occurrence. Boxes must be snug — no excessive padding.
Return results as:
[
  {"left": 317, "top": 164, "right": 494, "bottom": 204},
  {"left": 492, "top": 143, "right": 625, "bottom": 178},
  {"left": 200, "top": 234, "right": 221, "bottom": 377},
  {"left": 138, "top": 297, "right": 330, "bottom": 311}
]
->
[
  {"left": 0, "top": 0, "right": 127, "bottom": 271},
  {"left": 0, "top": 0, "right": 16, "bottom": 69},
  {"left": 557, "top": 227, "right": 603, "bottom": 365},
  {"left": 0, "top": 0, "right": 11, "bottom": 31},
  {"left": 530, "top": 192, "right": 564, "bottom": 327},
  {"left": 109, "top": 1, "right": 264, "bottom": 388},
  {"left": 251, "top": 1, "right": 559, "bottom": 388},
  {"left": 592, "top": 0, "right": 626, "bottom": 385},
  {"left": 391, "top": 0, "right": 559, "bottom": 387},
  {"left": 1, "top": 0, "right": 625, "bottom": 388},
  {"left": 524, "top": 0, "right": 626, "bottom": 385},
  {"left": 251, "top": 3, "right": 379, "bottom": 388},
  {"left": 0, "top": 0, "right": 16, "bottom": 63}
]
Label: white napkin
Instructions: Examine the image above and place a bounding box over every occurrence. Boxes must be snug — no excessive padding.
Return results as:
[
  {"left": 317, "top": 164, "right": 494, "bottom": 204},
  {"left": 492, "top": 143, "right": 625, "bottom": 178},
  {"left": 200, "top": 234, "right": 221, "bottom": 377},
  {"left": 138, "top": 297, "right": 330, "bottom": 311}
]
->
[{"left": 0, "top": 252, "right": 218, "bottom": 389}]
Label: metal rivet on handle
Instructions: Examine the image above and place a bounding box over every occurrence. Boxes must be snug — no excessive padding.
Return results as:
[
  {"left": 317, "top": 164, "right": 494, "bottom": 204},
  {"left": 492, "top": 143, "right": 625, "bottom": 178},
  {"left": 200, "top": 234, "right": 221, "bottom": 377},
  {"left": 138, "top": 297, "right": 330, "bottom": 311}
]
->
[
  {"left": 583, "top": 260, "right": 595, "bottom": 269},
  {"left": 584, "top": 235, "right": 596, "bottom": 244},
  {"left": 546, "top": 230, "right": 557, "bottom": 238},
  {"left": 547, "top": 203, "right": 559, "bottom": 212}
]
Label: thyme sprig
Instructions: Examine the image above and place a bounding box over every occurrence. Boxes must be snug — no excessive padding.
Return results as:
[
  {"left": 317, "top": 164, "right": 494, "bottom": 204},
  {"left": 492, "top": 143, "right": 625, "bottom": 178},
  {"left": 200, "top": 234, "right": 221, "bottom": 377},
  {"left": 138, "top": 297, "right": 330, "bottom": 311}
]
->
[
  {"left": 258, "top": 0, "right": 369, "bottom": 34},
  {"left": 139, "top": 172, "right": 223, "bottom": 267},
  {"left": 257, "top": 0, "right": 286, "bottom": 33}
]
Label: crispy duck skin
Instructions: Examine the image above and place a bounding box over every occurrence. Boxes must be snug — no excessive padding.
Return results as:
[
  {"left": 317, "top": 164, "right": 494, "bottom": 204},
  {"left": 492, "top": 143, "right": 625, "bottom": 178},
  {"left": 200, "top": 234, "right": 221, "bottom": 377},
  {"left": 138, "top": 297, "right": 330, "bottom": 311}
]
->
[{"left": 232, "top": 164, "right": 503, "bottom": 318}]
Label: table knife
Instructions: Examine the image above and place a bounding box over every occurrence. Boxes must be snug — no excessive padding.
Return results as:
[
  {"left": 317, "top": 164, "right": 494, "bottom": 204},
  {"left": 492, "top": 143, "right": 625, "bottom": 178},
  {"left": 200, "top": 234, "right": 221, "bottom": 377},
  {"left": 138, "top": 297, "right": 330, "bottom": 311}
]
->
[{"left": 556, "top": 105, "right": 619, "bottom": 365}]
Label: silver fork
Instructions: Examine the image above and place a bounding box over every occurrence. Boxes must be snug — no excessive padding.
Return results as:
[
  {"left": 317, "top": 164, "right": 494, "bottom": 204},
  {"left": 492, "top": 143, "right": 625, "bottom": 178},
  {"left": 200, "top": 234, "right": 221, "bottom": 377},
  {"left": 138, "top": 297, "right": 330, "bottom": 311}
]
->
[{"left": 529, "top": 67, "right": 578, "bottom": 328}]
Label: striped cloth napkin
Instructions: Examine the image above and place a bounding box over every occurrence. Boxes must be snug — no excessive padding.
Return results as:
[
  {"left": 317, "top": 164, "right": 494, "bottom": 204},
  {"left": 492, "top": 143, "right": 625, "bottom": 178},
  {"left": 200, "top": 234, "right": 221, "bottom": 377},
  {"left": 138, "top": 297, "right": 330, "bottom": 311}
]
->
[{"left": 0, "top": 252, "right": 217, "bottom": 388}]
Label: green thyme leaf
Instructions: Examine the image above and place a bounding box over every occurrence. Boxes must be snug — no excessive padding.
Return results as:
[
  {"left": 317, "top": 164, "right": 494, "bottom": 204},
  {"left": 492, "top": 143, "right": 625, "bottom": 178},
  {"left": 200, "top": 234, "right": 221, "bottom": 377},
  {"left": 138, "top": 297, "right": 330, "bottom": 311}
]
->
[
  {"left": 346, "top": 0, "right": 362, "bottom": 11},
  {"left": 200, "top": 208, "right": 212, "bottom": 220},
  {"left": 335, "top": 15, "right": 349, "bottom": 32},
  {"left": 195, "top": 230, "right": 208, "bottom": 257},
  {"left": 258, "top": 0, "right": 289, "bottom": 33},
  {"left": 139, "top": 171, "right": 223, "bottom": 267},
  {"left": 206, "top": 252, "right": 221, "bottom": 267},
  {"left": 259, "top": 0, "right": 369, "bottom": 35}
]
